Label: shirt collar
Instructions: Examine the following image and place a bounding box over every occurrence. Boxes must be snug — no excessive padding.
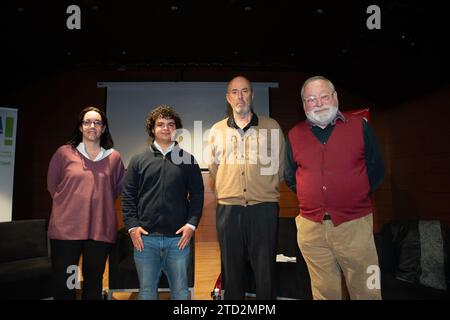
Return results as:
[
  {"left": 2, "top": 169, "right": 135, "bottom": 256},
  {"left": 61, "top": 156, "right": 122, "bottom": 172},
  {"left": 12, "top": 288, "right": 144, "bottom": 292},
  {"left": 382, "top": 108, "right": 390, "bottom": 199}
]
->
[
  {"left": 227, "top": 113, "right": 259, "bottom": 132},
  {"left": 306, "top": 110, "right": 346, "bottom": 128},
  {"left": 153, "top": 141, "right": 175, "bottom": 156},
  {"left": 76, "top": 142, "right": 113, "bottom": 162}
]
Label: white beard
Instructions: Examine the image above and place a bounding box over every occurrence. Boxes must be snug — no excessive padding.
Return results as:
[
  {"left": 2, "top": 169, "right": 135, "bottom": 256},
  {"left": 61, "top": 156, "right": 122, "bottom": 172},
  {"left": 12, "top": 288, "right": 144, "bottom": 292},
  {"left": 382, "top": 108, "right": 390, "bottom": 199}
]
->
[{"left": 306, "top": 105, "right": 338, "bottom": 128}]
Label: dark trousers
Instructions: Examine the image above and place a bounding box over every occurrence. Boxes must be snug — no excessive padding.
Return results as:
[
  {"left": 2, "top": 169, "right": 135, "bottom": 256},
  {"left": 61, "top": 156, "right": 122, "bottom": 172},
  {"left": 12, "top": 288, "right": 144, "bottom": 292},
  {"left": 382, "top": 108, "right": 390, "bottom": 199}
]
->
[
  {"left": 50, "top": 239, "right": 112, "bottom": 300},
  {"left": 216, "top": 202, "right": 279, "bottom": 299}
]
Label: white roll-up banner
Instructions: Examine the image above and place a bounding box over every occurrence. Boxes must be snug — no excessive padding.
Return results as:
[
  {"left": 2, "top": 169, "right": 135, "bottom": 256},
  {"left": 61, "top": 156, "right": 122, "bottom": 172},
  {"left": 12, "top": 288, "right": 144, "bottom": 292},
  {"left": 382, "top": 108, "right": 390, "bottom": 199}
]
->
[{"left": 0, "top": 107, "right": 18, "bottom": 222}]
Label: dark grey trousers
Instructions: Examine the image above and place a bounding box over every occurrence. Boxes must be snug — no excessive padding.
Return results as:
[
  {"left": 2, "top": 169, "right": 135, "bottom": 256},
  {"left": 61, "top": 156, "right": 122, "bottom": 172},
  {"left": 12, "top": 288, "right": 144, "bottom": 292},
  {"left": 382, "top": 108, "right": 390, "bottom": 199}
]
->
[{"left": 216, "top": 202, "right": 279, "bottom": 299}]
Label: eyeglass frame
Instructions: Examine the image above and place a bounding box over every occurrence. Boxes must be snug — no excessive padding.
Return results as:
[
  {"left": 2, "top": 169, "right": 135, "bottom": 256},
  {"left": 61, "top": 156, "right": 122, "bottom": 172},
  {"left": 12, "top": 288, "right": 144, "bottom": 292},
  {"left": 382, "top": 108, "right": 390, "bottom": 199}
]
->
[
  {"left": 81, "top": 120, "right": 104, "bottom": 127},
  {"left": 303, "top": 90, "right": 336, "bottom": 107}
]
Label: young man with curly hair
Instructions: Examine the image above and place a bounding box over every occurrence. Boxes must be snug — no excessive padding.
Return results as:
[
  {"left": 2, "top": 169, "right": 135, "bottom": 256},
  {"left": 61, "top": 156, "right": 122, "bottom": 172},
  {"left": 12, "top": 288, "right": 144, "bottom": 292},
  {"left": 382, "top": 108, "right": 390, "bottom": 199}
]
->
[{"left": 122, "top": 105, "right": 204, "bottom": 300}]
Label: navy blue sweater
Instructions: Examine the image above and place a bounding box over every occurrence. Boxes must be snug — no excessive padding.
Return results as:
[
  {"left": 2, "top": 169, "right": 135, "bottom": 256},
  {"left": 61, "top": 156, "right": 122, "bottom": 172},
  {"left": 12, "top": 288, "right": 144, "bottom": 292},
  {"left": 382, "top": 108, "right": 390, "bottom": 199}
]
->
[{"left": 122, "top": 143, "right": 204, "bottom": 236}]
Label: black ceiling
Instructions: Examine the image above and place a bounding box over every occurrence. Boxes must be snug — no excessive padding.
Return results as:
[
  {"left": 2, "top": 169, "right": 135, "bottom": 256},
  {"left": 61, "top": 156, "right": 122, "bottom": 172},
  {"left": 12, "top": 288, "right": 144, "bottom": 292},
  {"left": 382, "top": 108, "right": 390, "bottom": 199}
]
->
[{"left": 2, "top": 0, "right": 449, "bottom": 105}]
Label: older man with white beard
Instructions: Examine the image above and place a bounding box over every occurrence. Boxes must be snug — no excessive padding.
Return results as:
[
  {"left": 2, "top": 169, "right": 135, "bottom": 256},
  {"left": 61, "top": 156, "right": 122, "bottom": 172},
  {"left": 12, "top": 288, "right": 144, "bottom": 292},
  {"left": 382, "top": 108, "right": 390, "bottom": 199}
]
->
[{"left": 284, "top": 76, "right": 385, "bottom": 300}]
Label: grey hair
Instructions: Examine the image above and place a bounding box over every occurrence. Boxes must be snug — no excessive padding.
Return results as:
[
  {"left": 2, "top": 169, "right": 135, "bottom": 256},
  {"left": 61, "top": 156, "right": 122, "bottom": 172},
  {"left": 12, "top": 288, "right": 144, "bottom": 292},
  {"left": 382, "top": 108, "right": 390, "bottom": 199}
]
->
[{"left": 300, "top": 76, "right": 336, "bottom": 99}]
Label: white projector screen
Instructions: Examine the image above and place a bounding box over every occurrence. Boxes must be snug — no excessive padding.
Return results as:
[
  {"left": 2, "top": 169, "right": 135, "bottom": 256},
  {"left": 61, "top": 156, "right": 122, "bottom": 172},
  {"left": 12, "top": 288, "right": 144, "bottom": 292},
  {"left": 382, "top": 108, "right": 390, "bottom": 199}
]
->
[{"left": 99, "top": 82, "right": 278, "bottom": 169}]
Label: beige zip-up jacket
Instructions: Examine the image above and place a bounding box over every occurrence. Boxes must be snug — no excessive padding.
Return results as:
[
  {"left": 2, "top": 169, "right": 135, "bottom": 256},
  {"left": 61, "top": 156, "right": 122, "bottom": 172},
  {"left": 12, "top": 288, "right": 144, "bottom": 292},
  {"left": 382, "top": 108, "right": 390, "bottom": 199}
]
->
[{"left": 207, "top": 115, "right": 285, "bottom": 206}]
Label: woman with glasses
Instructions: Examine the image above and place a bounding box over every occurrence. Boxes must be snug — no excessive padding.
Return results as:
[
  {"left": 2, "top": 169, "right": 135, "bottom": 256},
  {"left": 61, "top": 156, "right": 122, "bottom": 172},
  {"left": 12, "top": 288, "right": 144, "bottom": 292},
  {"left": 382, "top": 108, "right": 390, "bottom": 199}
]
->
[{"left": 47, "top": 106, "right": 125, "bottom": 300}]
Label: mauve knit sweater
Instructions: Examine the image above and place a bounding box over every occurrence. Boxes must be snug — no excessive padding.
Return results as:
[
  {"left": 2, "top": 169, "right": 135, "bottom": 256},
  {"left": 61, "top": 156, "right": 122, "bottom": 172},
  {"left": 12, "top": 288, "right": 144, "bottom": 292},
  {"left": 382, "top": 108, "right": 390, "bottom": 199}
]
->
[{"left": 47, "top": 145, "right": 125, "bottom": 243}]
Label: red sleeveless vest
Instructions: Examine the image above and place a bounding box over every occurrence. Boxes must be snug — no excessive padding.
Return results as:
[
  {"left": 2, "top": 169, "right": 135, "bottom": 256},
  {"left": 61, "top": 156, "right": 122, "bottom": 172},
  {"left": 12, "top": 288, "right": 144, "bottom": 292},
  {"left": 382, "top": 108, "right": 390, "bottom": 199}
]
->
[{"left": 287, "top": 116, "right": 372, "bottom": 225}]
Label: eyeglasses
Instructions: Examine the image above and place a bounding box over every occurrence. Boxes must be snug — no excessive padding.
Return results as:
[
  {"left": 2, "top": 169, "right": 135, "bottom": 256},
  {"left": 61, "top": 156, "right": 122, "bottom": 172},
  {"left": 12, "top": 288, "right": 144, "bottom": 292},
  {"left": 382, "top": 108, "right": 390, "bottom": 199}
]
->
[
  {"left": 82, "top": 120, "right": 103, "bottom": 127},
  {"left": 304, "top": 91, "right": 335, "bottom": 106}
]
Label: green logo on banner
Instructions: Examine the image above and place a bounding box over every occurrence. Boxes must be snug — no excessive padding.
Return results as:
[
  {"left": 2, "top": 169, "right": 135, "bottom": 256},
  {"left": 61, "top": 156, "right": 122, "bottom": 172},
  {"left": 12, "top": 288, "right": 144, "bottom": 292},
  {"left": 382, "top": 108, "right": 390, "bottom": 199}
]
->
[{"left": 4, "top": 116, "right": 13, "bottom": 146}]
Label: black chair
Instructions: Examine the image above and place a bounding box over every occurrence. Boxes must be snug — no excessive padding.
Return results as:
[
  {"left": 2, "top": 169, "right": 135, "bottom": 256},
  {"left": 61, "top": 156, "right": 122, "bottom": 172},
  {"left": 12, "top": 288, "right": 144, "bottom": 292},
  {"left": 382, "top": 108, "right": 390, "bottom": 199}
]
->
[
  {"left": 375, "top": 219, "right": 450, "bottom": 299},
  {"left": 108, "top": 228, "right": 195, "bottom": 299},
  {"left": 0, "top": 219, "right": 52, "bottom": 300},
  {"left": 221, "top": 217, "right": 312, "bottom": 300}
]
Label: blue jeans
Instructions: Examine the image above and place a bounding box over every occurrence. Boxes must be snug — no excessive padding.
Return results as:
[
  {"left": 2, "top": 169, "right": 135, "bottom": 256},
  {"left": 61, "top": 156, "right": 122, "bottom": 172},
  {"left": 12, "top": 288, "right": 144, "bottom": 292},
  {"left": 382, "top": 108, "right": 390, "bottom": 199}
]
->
[{"left": 134, "top": 235, "right": 190, "bottom": 300}]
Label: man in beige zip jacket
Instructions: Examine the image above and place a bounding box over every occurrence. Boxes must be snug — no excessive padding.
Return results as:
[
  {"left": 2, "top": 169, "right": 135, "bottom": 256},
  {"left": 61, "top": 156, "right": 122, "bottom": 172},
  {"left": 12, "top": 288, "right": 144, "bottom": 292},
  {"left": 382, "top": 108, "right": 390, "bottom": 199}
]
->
[{"left": 207, "top": 76, "right": 285, "bottom": 299}]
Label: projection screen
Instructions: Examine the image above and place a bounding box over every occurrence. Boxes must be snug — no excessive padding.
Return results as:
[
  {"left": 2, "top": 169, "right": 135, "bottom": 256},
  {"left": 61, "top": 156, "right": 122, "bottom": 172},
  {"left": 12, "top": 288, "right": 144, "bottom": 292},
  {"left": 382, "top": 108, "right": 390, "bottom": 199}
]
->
[{"left": 99, "top": 81, "right": 278, "bottom": 169}]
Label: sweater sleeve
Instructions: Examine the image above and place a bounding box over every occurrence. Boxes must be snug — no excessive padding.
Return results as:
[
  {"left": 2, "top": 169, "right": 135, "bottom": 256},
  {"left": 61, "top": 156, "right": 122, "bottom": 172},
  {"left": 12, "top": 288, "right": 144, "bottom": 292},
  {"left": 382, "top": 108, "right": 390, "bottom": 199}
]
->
[
  {"left": 278, "top": 128, "right": 286, "bottom": 182},
  {"left": 47, "top": 146, "right": 64, "bottom": 198},
  {"left": 186, "top": 158, "right": 204, "bottom": 227},
  {"left": 112, "top": 151, "right": 125, "bottom": 199},
  {"left": 284, "top": 140, "right": 297, "bottom": 193},
  {"left": 207, "top": 127, "right": 218, "bottom": 181},
  {"left": 363, "top": 120, "right": 385, "bottom": 194},
  {"left": 121, "top": 155, "right": 140, "bottom": 230}
]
